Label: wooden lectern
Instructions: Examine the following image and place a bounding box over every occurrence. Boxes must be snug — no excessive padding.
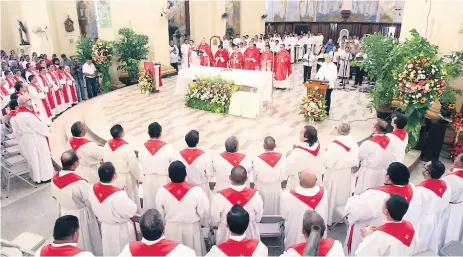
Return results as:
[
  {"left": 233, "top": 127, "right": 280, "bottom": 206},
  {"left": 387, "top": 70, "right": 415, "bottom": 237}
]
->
[{"left": 304, "top": 80, "right": 329, "bottom": 97}]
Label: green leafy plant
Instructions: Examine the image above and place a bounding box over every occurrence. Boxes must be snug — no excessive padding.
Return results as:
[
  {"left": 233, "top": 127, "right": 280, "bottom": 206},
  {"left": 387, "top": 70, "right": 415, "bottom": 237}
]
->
[
  {"left": 226, "top": 27, "right": 234, "bottom": 38},
  {"left": 92, "top": 39, "right": 114, "bottom": 93},
  {"left": 75, "top": 36, "right": 94, "bottom": 63},
  {"left": 114, "top": 28, "right": 149, "bottom": 82}
]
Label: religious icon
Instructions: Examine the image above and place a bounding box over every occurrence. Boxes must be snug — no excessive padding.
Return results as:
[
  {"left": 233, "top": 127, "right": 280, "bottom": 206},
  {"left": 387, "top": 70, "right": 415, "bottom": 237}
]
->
[
  {"left": 64, "top": 15, "right": 75, "bottom": 32},
  {"left": 18, "top": 20, "right": 30, "bottom": 45}
]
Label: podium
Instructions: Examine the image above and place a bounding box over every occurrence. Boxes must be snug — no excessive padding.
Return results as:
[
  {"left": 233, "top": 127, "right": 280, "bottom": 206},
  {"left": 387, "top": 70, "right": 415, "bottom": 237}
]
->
[
  {"left": 304, "top": 80, "right": 329, "bottom": 97},
  {"left": 143, "top": 61, "right": 163, "bottom": 90}
]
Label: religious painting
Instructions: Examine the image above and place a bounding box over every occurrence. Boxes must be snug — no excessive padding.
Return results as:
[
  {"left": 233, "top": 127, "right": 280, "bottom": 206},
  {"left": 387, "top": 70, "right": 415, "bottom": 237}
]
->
[
  {"left": 299, "top": 0, "right": 316, "bottom": 22},
  {"left": 97, "top": 0, "right": 112, "bottom": 28},
  {"left": 378, "top": 0, "right": 404, "bottom": 23},
  {"left": 273, "top": 0, "right": 287, "bottom": 22},
  {"left": 225, "top": 0, "right": 240, "bottom": 36},
  {"left": 285, "top": 0, "right": 299, "bottom": 22},
  {"left": 265, "top": 0, "right": 274, "bottom": 22},
  {"left": 315, "top": 0, "right": 344, "bottom": 22},
  {"left": 350, "top": 0, "right": 378, "bottom": 22},
  {"left": 76, "top": 0, "right": 98, "bottom": 38}
]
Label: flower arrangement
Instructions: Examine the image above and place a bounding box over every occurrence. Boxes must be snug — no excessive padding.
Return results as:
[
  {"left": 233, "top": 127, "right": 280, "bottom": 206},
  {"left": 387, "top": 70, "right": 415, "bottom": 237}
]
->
[
  {"left": 138, "top": 70, "right": 155, "bottom": 94},
  {"left": 92, "top": 39, "right": 114, "bottom": 93},
  {"left": 299, "top": 91, "right": 327, "bottom": 121},
  {"left": 449, "top": 141, "right": 463, "bottom": 161},
  {"left": 441, "top": 102, "right": 457, "bottom": 119},
  {"left": 185, "top": 76, "right": 239, "bottom": 113}
]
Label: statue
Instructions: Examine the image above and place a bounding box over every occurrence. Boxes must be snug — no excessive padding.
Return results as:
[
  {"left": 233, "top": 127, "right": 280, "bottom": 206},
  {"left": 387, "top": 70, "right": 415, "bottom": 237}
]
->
[
  {"left": 18, "top": 20, "right": 30, "bottom": 45},
  {"left": 64, "top": 15, "right": 75, "bottom": 32}
]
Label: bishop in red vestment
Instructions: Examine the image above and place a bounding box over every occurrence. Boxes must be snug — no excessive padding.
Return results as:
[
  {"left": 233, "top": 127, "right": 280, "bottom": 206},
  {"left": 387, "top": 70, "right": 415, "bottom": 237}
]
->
[
  {"left": 243, "top": 44, "right": 260, "bottom": 70},
  {"left": 274, "top": 44, "right": 292, "bottom": 89},
  {"left": 260, "top": 45, "right": 274, "bottom": 71},
  {"left": 198, "top": 38, "right": 214, "bottom": 67},
  {"left": 229, "top": 44, "right": 244, "bottom": 69},
  {"left": 215, "top": 45, "right": 229, "bottom": 68}
]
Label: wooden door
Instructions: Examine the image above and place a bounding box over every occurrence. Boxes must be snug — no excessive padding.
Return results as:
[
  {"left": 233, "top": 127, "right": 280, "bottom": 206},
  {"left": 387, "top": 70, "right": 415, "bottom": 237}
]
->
[{"left": 285, "top": 24, "right": 294, "bottom": 33}]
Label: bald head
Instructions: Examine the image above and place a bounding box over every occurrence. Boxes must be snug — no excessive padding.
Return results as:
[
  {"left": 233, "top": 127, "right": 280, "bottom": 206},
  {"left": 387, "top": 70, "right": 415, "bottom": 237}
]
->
[
  {"left": 61, "top": 150, "right": 79, "bottom": 170},
  {"left": 302, "top": 210, "right": 326, "bottom": 238},
  {"left": 263, "top": 136, "right": 276, "bottom": 151},
  {"left": 17, "top": 95, "right": 30, "bottom": 106},
  {"left": 225, "top": 136, "right": 239, "bottom": 153},
  {"left": 299, "top": 169, "right": 317, "bottom": 188},
  {"left": 230, "top": 165, "right": 247, "bottom": 185},
  {"left": 374, "top": 119, "right": 389, "bottom": 134}
]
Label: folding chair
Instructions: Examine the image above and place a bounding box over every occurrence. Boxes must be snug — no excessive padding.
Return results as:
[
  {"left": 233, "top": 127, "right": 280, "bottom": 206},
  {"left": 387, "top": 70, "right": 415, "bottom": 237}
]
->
[
  {"left": 1, "top": 232, "right": 45, "bottom": 256},
  {"left": 4, "top": 145, "right": 20, "bottom": 156},
  {"left": 4, "top": 138, "right": 18, "bottom": 147},
  {"left": 1, "top": 156, "right": 36, "bottom": 198},
  {"left": 439, "top": 241, "right": 463, "bottom": 257},
  {"left": 258, "top": 215, "right": 285, "bottom": 252}
]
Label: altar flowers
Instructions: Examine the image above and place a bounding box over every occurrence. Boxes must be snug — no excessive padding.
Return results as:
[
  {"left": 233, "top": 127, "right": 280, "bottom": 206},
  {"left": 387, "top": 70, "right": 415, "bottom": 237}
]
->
[
  {"left": 92, "top": 39, "right": 114, "bottom": 92},
  {"left": 299, "top": 91, "right": 327, "bottom": 121}
]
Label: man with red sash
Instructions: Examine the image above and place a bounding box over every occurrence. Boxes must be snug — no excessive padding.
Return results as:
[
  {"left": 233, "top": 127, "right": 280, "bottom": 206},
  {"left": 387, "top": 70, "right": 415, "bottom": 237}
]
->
[
  {"left": 14, "top": 81, "right": 29, "bottom": 95},
  {"left": 103, "top": 124, "right": 142, "bottom": 213},
  {"left": 281, "top": 169, "right": 328, "bottom": 248},
  {"left": 211, "top": 165, "right": 263, "bottom": 243},
  {"left": 12, "top": 95, "right": 54, "bottom": 183},
  {"left": 322, "top": 123, "right": 359, "bottom": 226},
  {"left": 198, "top": 38, "right": 214, "bottom": 67},
  {"left": 138, "top": 122, "right": 175, "bottom": 211},
  {"left": 344, "top": 162, "right": 422, "bottom": 255},
  {"left": 64, "top": 66, "right": 79, "bottom": 104},
  {"left": 274, "top": 44, "right": 292, "bottom": 89},
  {"left": 13, "top": 69, "right": 27, "bottom": 84},
  {"left": 356, "top": 194, "right": 418, "bottom": 256},
  {"left": 212, "top": 136, "right": 253, "bottom": 191},
  {"left": 260, "top": 45, "right": 274, "bottom": 71},
  {"left": 252, "top": 136, "right": 286, "bottom": 215},
  {"left": 155, "top": 161, "right": 210, "bottom": 255},
  {"left": 51, "top": 150, "right": 102, "bottom": 254},
  {"left": 206, "top": 205, "right": 268, "bottom": 256},
  {"left": 36, "top": 215, "right": 94, "bottom": 257},
  {"left": 229, "top": 44, "right": 244, "bottom": 69},
  {"left": 286, "top": 125, "right": 325, "bottom": 190},
  {"left": 47, "top": 64, "right": 66, "bottom": 114},
  {"left": 4, "top": 71, "right": 16, "bottom": 94},
  {"left": 7, "top": 99, "right": 18, "bottom": 131},
  {"left": 243, "top": 43, "right": 260, "bottom": 70},
  {"left": 56, "top": 66, "right": 72, "bottom": 109},
  {"left": 355, "top": 120, "right": 394, "bottom": 194},
  {"left": 37, "top": 67, "right": 57, "bottom": 117},
  {"left": 214, "top": 44, "right": 229, "bottom": 68},
  {"left": 25, "top": 63, "right": 35, "bottom": 82},
  {"left": 386, "top": 113, "right": 408, "bottom": 163},
  {"left": 175, "top": 130, "right": 213, "bottom": 200},
  {"left": 28, "top": 75, "right": 52, "bottom": 126},
  {"left": 69, "top": 121, "right": 104, "bottom": 184},
  {"left": 119, "top": 209, "right": 196, "bottom": 257},
  {"left": 88, "top": 162, "right": 138, "bottom": 256},
  {"left": 414, "top": 160, "right": 450, "bottom": 254},
  {"left": 0, "top": 79, "right": 10, "bottom": 117},
  {"left": 281, "top": 210, "right": 345, "bottom": 257}
]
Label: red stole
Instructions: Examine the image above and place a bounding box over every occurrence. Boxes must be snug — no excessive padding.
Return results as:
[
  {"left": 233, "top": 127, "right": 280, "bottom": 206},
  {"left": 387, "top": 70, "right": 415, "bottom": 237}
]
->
[
  {"left": 14, "top": 76, "right": 26, "bottom": 83},
  {"left": 376, "top": 221, "right": 415, "bottom": 247},
  {"left": 417, "top": 179, "right": 447, "bottom": 198},
  {"left": 391, "top": 129, "right": 407, "bottom": 141},
  {"left": 229, "top": 52, "right": 243, "bottom": 69},
  {"left": 16, "top": 106, "right": 38, "bottom": 119},
  {"left": 163, "top": 182, "right": 195, "bottom": 201},
  {"left": 448, "top": 169, "right": 463, "bottom": 179},
  {"left": 0, "top": 86, "right": 9, "bottom": 96},
  {"left": 288, "top": 238, "right": 335, "bottom": 256},
  {"left": 179, "top": 148, "right": 204, "bottom": 165},
  {"left": 258, "top": 152, "right": 282, "bottom": 168},
  {"left": 63, "top": 72, "right": 78, "bottom": 102},
  {"left": 56, "top": 72, "right": 70, "bottom": 103},
  {"left": 129, "top": 239, "right": 179, "bottom": 257},
  {"left": 371, "top": 184, "right": 413, "bottom": 202},
  {"left": 219, "top": 187, "right": 257, "bottom": 206},
  {"left": 217, "top": 238, "right": 259, "bottom": 256},
  {"left": 39, "top": 74, "right": 55, "bottom": 109},
  {"left": 274, "top": 50, "right": 292, "bottom": 80},
  {"left": 290, "top": 187, "right": 325, "bottom": 209},
  {"left": 8, "top": 110, "right": 17, "bottom": 120},
  {"left": 53, "top": 172, "right": 86, "bottom": 189},
  {"left": 69, "top": 137, "right": 92, "bottom": 151},
  {"left": 48, "top": 72, "right": 62, "bottom": 105},
  {"left": 333, "top": 140, "right": 351, "bottom": 152},
  {"left": 220, "top": 152, "right": 246, "bottom": 166},
  {"left": 29, "top": 83, "right": 52, "bottom": 117},
  {"left": 108, "top": 138, "right": 128, "bottom": 151},
  {"left": 40, "top": 244, "right": 83, "bottom": 256},
  {"left": 144, "top": 139, "right": 167, "bottom": 155},
  {"left": 370, "top": 135, "right": 390, "bottom": 149},
  {"left": 294, "top": 144, "right": 321, "bottom": 157},
  {"left": 5, "top": 78, "right": 14, "bottom": 88},
  {"left": 92, "top": 182, "right": 121, "bottom": 203}
]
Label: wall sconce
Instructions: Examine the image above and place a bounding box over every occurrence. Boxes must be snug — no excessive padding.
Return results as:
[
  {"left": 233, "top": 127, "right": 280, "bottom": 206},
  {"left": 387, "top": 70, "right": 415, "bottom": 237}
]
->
[
  {"left": 341, "top": 10, "right": 351, "bottom": 22},
  {"left": 221, "top": 12, "right": 228, "bottom": 19},
  {"left": 261, "top": 14, "right": 268, "bottom": 19}
]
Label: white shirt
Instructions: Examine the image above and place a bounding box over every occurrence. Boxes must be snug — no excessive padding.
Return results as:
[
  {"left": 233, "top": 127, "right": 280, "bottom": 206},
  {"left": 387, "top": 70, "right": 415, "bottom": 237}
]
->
[
  {"left": 170, "top": 52, "right": 179, "bottom": 64},
  {"left": 222, "top": 39, "right": 230, "bottom": 49},
  {"left": 302, "top": 53, "right": 316, "bottom": 67},
  {"left": 316, "top": 62, "right": 338, "bottom": 89},
  {"left": 233, "top": 38, "right": 241, "bottom": 45},
  {"left": 82, "top": 63, "right": 96, "bottom": 78}
]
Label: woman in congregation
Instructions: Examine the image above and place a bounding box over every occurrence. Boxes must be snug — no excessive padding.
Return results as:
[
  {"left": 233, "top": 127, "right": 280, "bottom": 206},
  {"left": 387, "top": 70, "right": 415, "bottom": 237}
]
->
[{"left": 316, "top": 46, "right": 327, "bottom": 72}]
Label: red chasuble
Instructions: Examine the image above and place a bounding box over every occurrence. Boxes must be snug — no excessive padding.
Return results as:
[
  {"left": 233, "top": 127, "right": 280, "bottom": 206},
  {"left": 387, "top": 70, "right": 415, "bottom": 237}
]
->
[
  {"left": 217, "top": 238, "right": 259, "bottom": 256},
  {"left": 163, "top": 182, "right": 195, "bottom": 201},
  {"left": 215, "top": 49, "right": 229, "bottom": 68},
  {"left": 107, "top": 139, "right": 128, "bottom": 152},
  {"left": 129, "top": 239, "right": 179, "bottom": 257},
  {"left": 290, "top": 187, "right": 325, "bottom": 209},
  {"left": 333, "top": 140, "right": 351, "bottom": 152},
  {"left": 29, "top": 82, "right": 52, "bottom": 117},
  {"left": 370, "top": 135, "right": 390, "bottom": 149},
  {"left": 144, "top": 139, "right": 167, "bottom": 155},
  {"left": 219, "top": 187, "right": 257, "bottom": 206},
  {"left": 63, "top": 71, "right": 78, "bottom": 103},
  {"left": 220, "top": 152, "right": 246, "bottom": 166},
  {"left": 288, "top": 238, "right": 335, "bottom": 256},
  {"left": 293, "top": 144, "right": 321, "bottom": 157},
  {"left": 391, "top": 129, "right": 407, "bottom": 141},
  {"left": 198, "top": 43, "right": 214, "bottom": 66},
  {"left": 180, "top": 148, "right": 204, "bottom": 165},
  {"left": 370, "top": 184, "right": 413, "bottom": 202},
  {"left": 274, "top": 50, "right": 292, "bottom": 81},
  {"left": 69, "top": 137, "right": 91, "bottom": 151},
  {"left": 417, "top": 179, "right": 447, "bottom": 198},
  {"left": 53, "top": 172, "right": 86, "bottom": 189},
  {"left": 260, "top": 51, "right": 274, "bottom": 71},
  {"left": 229, "top": 52, "right": 244, "bottom": 69},
  {"left": 258, "top": 152, "right": 282, "bottom": 168},
  {"left": 40, "top": 244, "right": 83, "bottom": 256},
  {"left": 93, "top": 182, "right": 121, "bottom": 203},
  {"left": 376, "top": 220, "right": 415, "bottom": 247},
  {"left": 38, "top": 74, "right": 55, "bottom": 109},
  {"left": 243, "top": 47, "right": 260, "bottom": 70}
]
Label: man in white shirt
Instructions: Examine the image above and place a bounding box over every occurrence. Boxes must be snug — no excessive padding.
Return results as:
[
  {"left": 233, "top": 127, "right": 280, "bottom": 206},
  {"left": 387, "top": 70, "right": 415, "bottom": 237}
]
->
[
  {"left": 302, "top": 50, "right": 316, "bottom": 82},
  {"left": 181, "top": 39, "right": 190, "bottom": 69},
  {"left": 206, "top": 205, "right": 268, "bottom": 257},
  {"left": 82, "top": 58, "right": 97, "bottom": 99},
  {"left": 119, "top": 209, "right": 196, "bottom": 256},
  {"left": 222, "top": 35, "right": 230, "bottom": 50},
  {"left": 170, "top": 48, "right": 179, "bottom": 72},
  {"left": 386, "top": 113, "right": 408, "bottom": 163},
  {"left": 233, "top": 34, "right": 241, "bottom": 45},
  {"left": 316, "top": 56, "right": 337, "bottom": 115}
]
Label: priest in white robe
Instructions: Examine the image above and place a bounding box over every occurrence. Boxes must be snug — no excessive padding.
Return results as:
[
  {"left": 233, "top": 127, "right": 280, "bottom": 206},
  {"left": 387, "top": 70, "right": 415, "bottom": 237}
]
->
[
  {"left": 181, "top": 39, "right": 191, "bottom": 69},
  {"left": 155, "top": 161, "right": 210, "bottom": 255},
  {"left": 12, "top": 95, "right": 54, "bottom": 183},
  {"left": 315, "top": 56, "right": 338, "bottom": 115},
  {"left": 27, "top": 75, "right": 51, "bottom": 126},
  {"left": 281, "top": 210, "right": 345, "bottom": 257},
  {"left": 386, "top": 113, "right": 408, "bottom": 163},
  {"left": 88, "top": 162, "right": 138, "bottom": 256},
  {"left": 355, "top": 120, "right": 394, "bottom": 195},
  {"left": 51, "top": 150, "right": 102, "bottom": 255},
  {"left": 281, "top": 169, "right": 328, "bottom": 248},
  {"left": 355, "top": 194, "right": 419, "bottom": 256},
  {"left": 118, "top": 209, "right": 196, "bottom": 257},
  {"left": 68, "top": 121, "right": 104, "bottom": 184},
  {"left": 414, "top": 160, "right": 451, "bottom": 254},
  {"left": 286, "top": 125, "right": 325, "bottom": 190},
  {"left": 344, "top": 162, "right": 422, "bottom": 255},
  {"left": 252, "top": 136, "right": 286, "bottom": 215},
  {"left": 137, "top": 122, "right": 176, "bottom": 211},
  {"left": 175, "top": 130, "right": 213, "bottom": 200},
  {"left": 206, "top": 205, "right": 268, "bottom": 257},
  {"left": 211, "top": 165, "right": 264, "bottom": 243},
  {"left": 103, "top": 124, "right": 142, "bottom": 213},
  {"left": 212, "top": 136, "right": 253, "bottom": 192},
  {"left": 322, "top": 123, "right": 359, "bottom": 226}
]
